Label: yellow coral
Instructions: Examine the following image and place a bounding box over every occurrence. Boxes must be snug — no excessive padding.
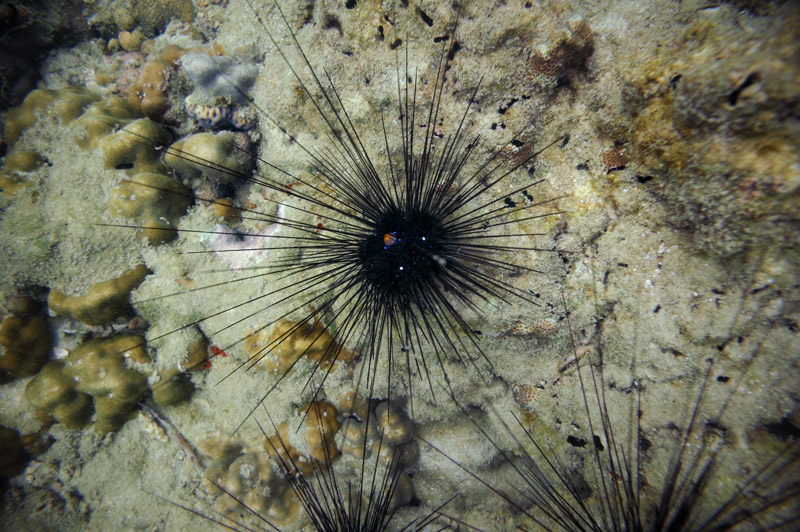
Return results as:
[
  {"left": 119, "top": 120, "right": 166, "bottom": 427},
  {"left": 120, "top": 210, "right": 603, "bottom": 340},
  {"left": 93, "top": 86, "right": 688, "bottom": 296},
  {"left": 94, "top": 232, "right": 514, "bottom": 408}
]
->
[
  {"left": 109, "top": 173, "right": 192, "bottom": 245},
  {"left": 65, "top": 335, "right": 151, "bottom": 433},
  {"left": 48, "top": 264, "right": 150, "bottom": 326},
  {"left": 201, "top": 438, "right": 299, "bottom": 526},
  {"left": 0, "top": 149, "right": 45, "bottom": 198},
  {"left": 127, "top": 45, "right": 185, "bottom": 121},
  {"left": 165, "top": 132, "right": 244, "bottom": 183},
  {"left": 74, "top": 96, "right": 140, "bottom": 151},
  {"left": 25, "top": 360, "right": 94, "bottom": 429},
  {"left": 265, "top": 400, "right": 341, "bottom": 473},
  {"left": 150, "top": 368, "right": 193, "bottom": 406},
  {"left": 0, "top": 311, "right": 51, "bottom": 378},
  {"left": 4, "top": 87, "right": 101, "bottom": 147},
  {"left": 247, "top": 318, "right": 355, "bottom": 375},
  {"left": 375, "top": 401, "right": 414, "bottom": 446},
  {"left": 100, "top": 119, "right": 169, "bottom": 174}
]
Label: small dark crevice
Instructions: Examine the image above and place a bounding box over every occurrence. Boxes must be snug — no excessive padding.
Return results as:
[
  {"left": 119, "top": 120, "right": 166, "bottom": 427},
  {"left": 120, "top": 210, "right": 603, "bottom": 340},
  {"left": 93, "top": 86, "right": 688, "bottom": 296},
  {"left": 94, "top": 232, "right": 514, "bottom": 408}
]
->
[
  {"left": 433, "top": 35, "right": 448, "bottom": 43},
  {"left": 345, "top": 0, "right": 356, "bottom": 8},
  {"left": 446, "top": 41, "right": 461, "bottom": 61},
  {"left": 567, "top": 435, "right": 587, "bottom": 448},
  {"left": 498, "top": 97, "right": 519, "bottom": 115},
  {"left": 417, "top": 7, "right": 433, "bottom": 27},
  {"left": 728, "top": 72, "right": 759, "bottom": 107},
  {"left": 390, "top": 38, "right": 403, "bottom": 50},
  {"left": 377, "top": 25, "right": 384, "bottom": 41},
  {"left": 764, "top": 417, "right": 800, "bottom": 441},
  {"left": 669, "top": 74, "right": 682, "bottom": 90},
  {"left": 637, "top": 175, "right": 654, "bottom": 183},
  {"left": 323, "top": 14, "right": 342, "bottom": 35}
]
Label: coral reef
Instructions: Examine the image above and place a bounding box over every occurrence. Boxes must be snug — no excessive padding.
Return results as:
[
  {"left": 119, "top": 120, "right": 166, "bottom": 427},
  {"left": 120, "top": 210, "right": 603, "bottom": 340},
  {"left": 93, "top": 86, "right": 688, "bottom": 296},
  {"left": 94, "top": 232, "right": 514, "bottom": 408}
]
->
[
  {"left": 527, "top": 18, "right": 594, "bottom": 87},
  {"left": 109, "top": 172, "right": 193, "bottom": 244},
  {"left": 73, "top": 96, "right": 140, "bottom": 150},
  {"left": 25, "top": 360, "right": 94, "bottom": 429},
  {"left": 244, "top": 318, "right": 356, "bottom": 376},
  {"left": 130, "top": 0, "right": 196, "bottom": 35},
  {"left": 200, "top": 436, "right": 299, "bottom": 526},
  {"left": 182, "top": 52, "right": 259, "bottom": 107},
  {"left": 48, "top": 264, "right": 150, "bottom": 326},
  {"left": 127, "top": 45, "right": 185, "bottom": 122},
  {"left": 185, "top": 102, "right": 254, "bottom": 130},
  {"left": 24, "top": 334, "right": 191, "bottom": 433},
  {"left": 0, "top": 149, "right": 46, "bottom": 199},
  {"left": 164, "top": 131, "right": 246, "bottom": 183},
  {"left": 111, "top": 173, "right": 191, "bottom": 242},
  {"left": 265, "top": 400, "right": 342, "bottom": 473},
  {"left": 0, "top": 297, "right": 52, "bottom": 379},
  {"left": 4, "top": 87, "right": 100, "bottom": 147},
  {"left": 150, "top": 368, "right": 193, "bottom": 406},
  {"left": 336, "top": 395, "right": 417, "bottom": 509},
  {"left": 99, "top": 118, "right": 169, "bottom": 173}
]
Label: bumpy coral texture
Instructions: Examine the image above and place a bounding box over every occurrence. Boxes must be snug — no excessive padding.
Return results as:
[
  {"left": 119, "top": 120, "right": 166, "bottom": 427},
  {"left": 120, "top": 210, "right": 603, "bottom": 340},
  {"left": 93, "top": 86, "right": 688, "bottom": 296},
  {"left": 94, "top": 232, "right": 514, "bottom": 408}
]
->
[
  {"left": 0, "top": 298, "right": 52, "bottom": 379},
  {"left": 200, "top": 437, "right": 299, "bottom": 526},
  {"left": 1, "top": 87, "right": 102, "bottom": 200},
  {"left": 245, "top": 318, "right": 356, "bottom": 376},
  {"left": 336, "top": 394, "right": 417, "bottom": 509},
  {"left": 100, "top": 118, "right": 169, "bottom": 174},
  {"left": 0, "top": 150, "right": 45, "bottom": 198},
  {"left": 74, "top": 96, "right": 140, "bottom": 150},
  {"left": 25, "top": 335, "right": 191, "bottom": 432},
  {"left": 265, "top": 400, "right": 341, "bottom": 475},
  {"left": 127, "top": 45, "right": 185, "bottom": 122},
  {"left": 109, "top": 172, "right": 193, "bottom": 245},
  {"left": 4, "top": 87, "right": 100, "bottom": 147},
  {"left": 129, "top": 0, "right": 195, "bottom": 35},
  {"left": 164, "top": 131, "right": 244, "bottom": 183},
  {"left": 48, "top": 264, "right": 150, "bottom": 326}
]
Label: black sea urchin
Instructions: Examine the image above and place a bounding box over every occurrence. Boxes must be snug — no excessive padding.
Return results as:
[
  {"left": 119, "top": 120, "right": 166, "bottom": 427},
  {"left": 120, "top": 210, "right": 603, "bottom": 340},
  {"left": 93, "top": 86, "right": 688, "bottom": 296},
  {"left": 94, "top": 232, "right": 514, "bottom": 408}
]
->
[
  {"left": 126, "top": 0, "right": 565, "bottom": 424},
  {"left": 424, "top": 303, "right": 800, "bottom": 531}
]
